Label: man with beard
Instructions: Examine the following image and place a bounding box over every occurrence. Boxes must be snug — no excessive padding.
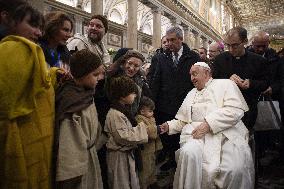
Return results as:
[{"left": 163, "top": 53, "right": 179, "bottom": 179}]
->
[
  {"left": 67, "top": 15, "right": 110, "bottom": 189},
  {"left": 67, "top": 15, "right": 110, "bottom": 67}
]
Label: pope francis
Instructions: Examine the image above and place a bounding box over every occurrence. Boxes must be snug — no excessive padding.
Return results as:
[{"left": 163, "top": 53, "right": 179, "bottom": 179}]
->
[{"left": 160, "top": 62, "right": 254, "bottom": 189}]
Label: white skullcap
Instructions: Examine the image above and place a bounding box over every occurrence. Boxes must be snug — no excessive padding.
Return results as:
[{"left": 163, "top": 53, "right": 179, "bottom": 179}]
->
[{"left": 194, "top": 62, "right": 211, "bottom": 70}]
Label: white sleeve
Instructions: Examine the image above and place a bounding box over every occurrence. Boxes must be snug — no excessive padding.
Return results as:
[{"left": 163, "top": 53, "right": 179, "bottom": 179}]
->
[
  {"left": 167, "top": 119, "right": 187, "bottom": 135},
  {"left": 205, "top": 81, "right": 248, "bottom": 134}
]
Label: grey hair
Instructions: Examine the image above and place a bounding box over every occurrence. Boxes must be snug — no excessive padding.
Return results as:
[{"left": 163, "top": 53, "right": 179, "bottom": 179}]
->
[{"left": 166, "top": 26, "right": 183, "bottom": 39}]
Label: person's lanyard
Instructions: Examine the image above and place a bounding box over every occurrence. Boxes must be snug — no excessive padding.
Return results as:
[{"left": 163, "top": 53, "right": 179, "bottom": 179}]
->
[{"left": 50, "top": 49, "right": 61, "bottom": 67}]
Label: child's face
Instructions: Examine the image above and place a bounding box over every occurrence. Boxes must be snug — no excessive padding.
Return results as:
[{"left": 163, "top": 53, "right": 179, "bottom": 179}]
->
[
  {"left": 140, "top": 107, "right": 154, "bottom": 118},
  {"left": 120, "top": 93, "right": 137, "bottom": 105},
  {"left": 79, "top": 65, "right": 105, "bottom": 89}
]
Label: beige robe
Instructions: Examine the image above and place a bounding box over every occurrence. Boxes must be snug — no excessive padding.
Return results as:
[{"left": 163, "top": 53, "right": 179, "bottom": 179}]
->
[
  {"left": 105, "top": 108, "right": 148, "bottom": 189},
  {"left": 135, "top": 115, "right": 163, "bottom": 189},
  {"left": 56, "top": 103, "right": 104, "bottom": 189},
  {"left": 66, "top": 33, "right": 110, "bottom": 67},
  {"left": 167, "top": 79, "right": 255, "bottom": 189}
]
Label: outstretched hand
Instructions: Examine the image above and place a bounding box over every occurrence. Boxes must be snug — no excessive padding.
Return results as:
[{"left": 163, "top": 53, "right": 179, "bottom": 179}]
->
[{"left": 159, "top": 122, "right": 169, "bottom": 134}]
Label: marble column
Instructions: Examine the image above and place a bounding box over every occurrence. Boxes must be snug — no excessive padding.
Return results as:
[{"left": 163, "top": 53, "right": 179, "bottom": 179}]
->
[
  {"left": 91, "top": 0, "right": 103, "bottom": 15},
  {"left": 27, "top": 0, "right": 44, "bottom": 12},
  {"left": 202, "top": 37, "right": 208, "bottom": 49},
  {"left": 193, "top": 31, "right": 200, "bottom": 49},
  {"left": 127, "top": 0, "right": 138, "bottom": 49},
  {"left": 137, "top": 35, "right": 142, "bottom": 52},
  {"left": 74, "top": 15, "right": 83, "bottom": 34},
  {"left": 183, "top": 26, "right": 190, "bottom": 46},
  {"left": 152, "top": 8, "right": 162, "bottom": 49},
  {"left": 123, "top": 30, "right": 127, "bottom": 47}
]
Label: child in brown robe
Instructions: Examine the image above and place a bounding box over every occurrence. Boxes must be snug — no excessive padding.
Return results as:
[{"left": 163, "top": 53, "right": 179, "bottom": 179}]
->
[
  {"left": 136, "top": 96, "right": 163, "bottom": 189},
  {"left": 105, "top": 76, "right": 149, "bottom": 189}
]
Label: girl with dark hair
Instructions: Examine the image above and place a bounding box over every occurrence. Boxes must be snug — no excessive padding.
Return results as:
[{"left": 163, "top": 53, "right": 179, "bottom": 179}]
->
[
  {"left": 10, "top": 3, "right": 44, "bottom": 43},
  {"left": 104, "top": 76, "right": 149, "bottom": 189},
  {"left": 39, "top": 11, "right": 73, "bottom": 70}
]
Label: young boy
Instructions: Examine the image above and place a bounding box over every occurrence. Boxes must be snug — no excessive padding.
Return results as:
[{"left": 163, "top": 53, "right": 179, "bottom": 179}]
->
[
  {"left": 55, "top": 49, "right": 106, "bottom": 189},
  {"left": 136, "top": 96, "right": 162, "bottom": 189},
  {"left": 105, "top": 76, "right": 149, "bottom": 189}
]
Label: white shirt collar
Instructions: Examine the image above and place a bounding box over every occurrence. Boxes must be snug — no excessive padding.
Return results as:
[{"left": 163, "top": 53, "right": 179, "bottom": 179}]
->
[{"left": 172, "top": 45, "right": 183, "bottom": 60}]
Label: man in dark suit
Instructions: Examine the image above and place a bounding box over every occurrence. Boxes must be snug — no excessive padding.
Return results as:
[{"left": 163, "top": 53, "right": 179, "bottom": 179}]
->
[{"left": 150, "top": 26, "right": 199, "bottom": 171}]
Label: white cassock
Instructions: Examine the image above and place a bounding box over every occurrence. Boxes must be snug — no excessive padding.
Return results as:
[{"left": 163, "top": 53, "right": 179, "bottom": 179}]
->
[{"left": 167, "top": 78, "right": 254, "bottom": 189}]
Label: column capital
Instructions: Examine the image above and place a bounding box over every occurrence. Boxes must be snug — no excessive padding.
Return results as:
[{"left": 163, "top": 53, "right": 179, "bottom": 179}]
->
[{"left": 151, "top": 6, "right": 163, "bottom": 14}]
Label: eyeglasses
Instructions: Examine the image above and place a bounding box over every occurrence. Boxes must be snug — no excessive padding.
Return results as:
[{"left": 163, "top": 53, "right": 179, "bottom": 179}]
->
[{"left": 224, "top": 42, "right": 242, "bottom": 49}]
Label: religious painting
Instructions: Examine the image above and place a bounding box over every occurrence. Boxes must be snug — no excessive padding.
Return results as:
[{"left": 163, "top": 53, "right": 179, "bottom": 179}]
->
[
  {"left": 141, "top": 43, "right": 153, "bottom": 53},
  {"left": 107, "top": 33, "right": 122, "bottom": 47}
]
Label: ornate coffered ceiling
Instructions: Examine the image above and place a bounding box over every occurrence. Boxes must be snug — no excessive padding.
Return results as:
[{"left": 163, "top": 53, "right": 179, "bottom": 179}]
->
[{"left": 226, "top": 0, "right": 284, "bottom": 36}]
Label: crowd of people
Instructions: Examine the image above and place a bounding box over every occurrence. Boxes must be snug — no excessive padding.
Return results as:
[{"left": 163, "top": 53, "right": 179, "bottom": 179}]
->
[{"left": 1, "top": 0, "right": 284, "bottom": 189}]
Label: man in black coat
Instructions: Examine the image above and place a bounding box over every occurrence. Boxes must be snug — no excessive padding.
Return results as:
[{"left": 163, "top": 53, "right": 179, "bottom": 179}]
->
[
  {"left": 248, "top": 31, "right": 284, "bottom": 101},
  {"left": 248, "top": 31, "right": 284, "bottom": 164},
  {"left": 149, "top": 26, "right": 199, "bottom": 170},
  {"left": 213, "top": 27, "right": 269, "bottom": 133}
]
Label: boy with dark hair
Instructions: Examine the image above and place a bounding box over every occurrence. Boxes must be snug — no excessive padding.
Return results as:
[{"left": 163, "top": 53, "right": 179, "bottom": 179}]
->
[
  {"left": 0, "top": 0, "right": 27, "bottom": 39},
  {"left": 55, "top": 49, "right": 106, "bottom": 189},
  {"left": 105, "top": 76, "right": 149, "bottom": 189}
]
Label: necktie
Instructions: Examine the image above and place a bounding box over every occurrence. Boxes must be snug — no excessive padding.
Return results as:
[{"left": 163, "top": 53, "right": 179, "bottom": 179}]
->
[{"left": 174, "top": 52, "right": 179, "bottom": 65}]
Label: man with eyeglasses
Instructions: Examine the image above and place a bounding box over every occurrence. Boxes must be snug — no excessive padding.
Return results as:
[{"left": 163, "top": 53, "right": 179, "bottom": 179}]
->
[{"left": 213, "top": 27, "right": 269, "bottom": 134}]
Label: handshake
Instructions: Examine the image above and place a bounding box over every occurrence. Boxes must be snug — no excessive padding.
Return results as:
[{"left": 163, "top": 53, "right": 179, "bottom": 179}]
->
[{"left": 157, "top": 123, "right": 169, "bottom": 134}]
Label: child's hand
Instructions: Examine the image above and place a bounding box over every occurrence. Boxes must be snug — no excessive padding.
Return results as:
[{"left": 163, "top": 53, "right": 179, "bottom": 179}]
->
[{"left": 159, "top": 122, "right": 169, "bottom": 134}]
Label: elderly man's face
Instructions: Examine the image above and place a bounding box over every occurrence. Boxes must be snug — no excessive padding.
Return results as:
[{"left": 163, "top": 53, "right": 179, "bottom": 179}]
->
[
  {"left": 209, "top": 43, "right": 221, "bottom": 61},
  {"left": 252, "top": 39, "right": 269, "bottom": 55},
  {"left": 190, "top": 65, "right": 210, "bottom": 91},
  {"left": 166, "top": 32, "right": 183, "bottom": 53},
  {"left": 224, "top": 33, "right": 246, "bottom": 57},
  {"left": 87, "top": 18, "right": 105, "bottom": 43}
]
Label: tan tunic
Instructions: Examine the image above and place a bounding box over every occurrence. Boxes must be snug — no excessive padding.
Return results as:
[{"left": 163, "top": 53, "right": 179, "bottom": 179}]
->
[
  {"left": 105, "top": 108, "right": 148, "bottom": 189},
  {"left": 135, "top": 115, "right": 162, "bottom": 189},
  {"left": 56, "top": 103, "right": 104, "bottom": 189}
]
